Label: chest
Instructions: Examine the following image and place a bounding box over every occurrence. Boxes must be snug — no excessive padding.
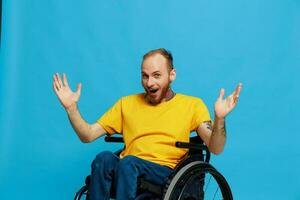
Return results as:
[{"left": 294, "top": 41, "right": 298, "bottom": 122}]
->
[{"left": 122, "top": 104, "right": 194, "bottom": 140}]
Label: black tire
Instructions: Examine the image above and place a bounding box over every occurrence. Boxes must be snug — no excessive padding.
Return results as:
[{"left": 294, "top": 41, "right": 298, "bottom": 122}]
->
[{"left": 162, "top": 161, "right": 233, "bottom": 200}]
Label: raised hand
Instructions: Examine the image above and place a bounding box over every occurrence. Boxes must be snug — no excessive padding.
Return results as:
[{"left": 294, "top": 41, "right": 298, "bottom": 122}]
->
[
  {"left": 214, "top": 83, "right": 242, "bottom": 119},
  {"left": 53, "top": 73, "right": 82, "bottom": 109}
]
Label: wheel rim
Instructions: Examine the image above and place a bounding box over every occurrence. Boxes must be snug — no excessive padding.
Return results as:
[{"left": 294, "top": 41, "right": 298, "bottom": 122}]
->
[{"left": 163, "top": 161, "right": 233, "bottom": 200}]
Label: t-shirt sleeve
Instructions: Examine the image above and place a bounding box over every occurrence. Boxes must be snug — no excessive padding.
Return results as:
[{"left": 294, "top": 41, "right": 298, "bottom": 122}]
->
[
  {"left": 97, "top": 98, "right": 123, "bottom": 135},
  {"left": 191, "top": 98, "right": 211, "bottom": 131}
]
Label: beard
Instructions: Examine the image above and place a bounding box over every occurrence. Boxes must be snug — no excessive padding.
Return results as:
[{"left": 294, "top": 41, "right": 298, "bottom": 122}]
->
[{"left": 144, "top": 82, "right": 172, "bottom": 105}]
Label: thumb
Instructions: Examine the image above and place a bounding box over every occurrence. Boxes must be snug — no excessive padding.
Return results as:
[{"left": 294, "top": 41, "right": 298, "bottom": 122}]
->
[
  {"left": 76, "top": 83, "right": 82, "bottom": 96},
  {"left": 218, "top": 88, "right": 225, "bottom": 100}
]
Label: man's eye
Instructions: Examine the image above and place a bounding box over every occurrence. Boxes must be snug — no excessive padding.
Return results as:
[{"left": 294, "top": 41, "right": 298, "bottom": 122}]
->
[
  {"left": 142, "top": 75, "right": 148, "bottom": 79},
  {"left": 154, "top": 74, "right": 161, "bottom": 78}
]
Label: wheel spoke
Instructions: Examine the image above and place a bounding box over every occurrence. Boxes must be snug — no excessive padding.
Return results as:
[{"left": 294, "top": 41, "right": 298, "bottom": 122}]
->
[
  {"left": 204, "top": 175, "right": 212, "bottom": 193},
  {"left": 162, "top": 162, "right": 232, "bottom": 200},
  {"left": 212, "top": 186, "right": 219, "bottom": 200}
]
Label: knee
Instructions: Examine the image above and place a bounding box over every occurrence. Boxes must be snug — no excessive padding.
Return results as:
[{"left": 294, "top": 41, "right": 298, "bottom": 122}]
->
[
  {"left": 117, "top": 155, "right": 140, "bottom": 171},
  {"left": 92, "top": 151, "right": 117, "bottom": 170}
]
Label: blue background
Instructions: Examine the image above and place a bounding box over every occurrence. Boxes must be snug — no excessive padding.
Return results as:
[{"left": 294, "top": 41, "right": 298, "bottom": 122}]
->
[{"left": 1, "top": 0, "right": 299, "bottom": 199}]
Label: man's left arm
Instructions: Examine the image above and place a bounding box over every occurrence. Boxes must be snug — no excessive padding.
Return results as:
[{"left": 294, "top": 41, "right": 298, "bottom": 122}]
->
[{"left": 196, "top": 83, "right": 242, "bottom": 155}]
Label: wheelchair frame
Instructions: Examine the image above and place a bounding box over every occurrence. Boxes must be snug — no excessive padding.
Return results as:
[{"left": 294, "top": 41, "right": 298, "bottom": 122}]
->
[{"left": 74, "top": 135, "right": 233, "bottom": 200}]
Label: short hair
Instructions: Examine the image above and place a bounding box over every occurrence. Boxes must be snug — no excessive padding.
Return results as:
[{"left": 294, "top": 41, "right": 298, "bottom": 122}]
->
[{"left": 142, "top": 48, "right": 174, "bottom": 71}]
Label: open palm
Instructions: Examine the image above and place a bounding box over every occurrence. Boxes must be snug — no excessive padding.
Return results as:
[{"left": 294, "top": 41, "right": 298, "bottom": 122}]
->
[
  {"left": 214, "top": 83, "right": 242, "bottom": 119},
  {"left": 53, "top": 73, "right": 82, "bottom": 109}
]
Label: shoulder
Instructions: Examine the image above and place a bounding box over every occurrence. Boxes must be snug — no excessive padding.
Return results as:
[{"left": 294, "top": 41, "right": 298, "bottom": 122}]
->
[
  {"left": 176, "top": 93, "right": 206, "bottom": 105},
  {"left": 175, "top": 93, "right": 209, "bottom": 111},
  {"left": 121, "top": 93, "right": 143, "bottom": 100},
  {"left": 119, "top": 93, "right": 145, "bottom": 105}
]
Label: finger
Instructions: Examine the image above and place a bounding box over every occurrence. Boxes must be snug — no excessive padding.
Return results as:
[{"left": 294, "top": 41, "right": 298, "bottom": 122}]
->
[
  {"left": 233, "top": 83, "right": 242, "bottom": 98},
  {"left": 76, "top": 83, "right": 82, "bottom": 96},
  {"left": 63, "top": 73, "right": 69, "bottom": 87},
  {"left": 218, "top": 88, "right": 225, "bottom": 100},
  {"left": 56, "top": 73, "right": 63, "bottom": 87},
  {"left": 52, "top": 81, "right": 59, "bottom": 94},
  {"left": 233, "top": 83, "right": 242, "bottom": 104},
  {"left": 53, "top": 74, "right": 61, "bottom": 90},
  {"left": 233, "top": 96, "right": 239, "bottom": 104}
]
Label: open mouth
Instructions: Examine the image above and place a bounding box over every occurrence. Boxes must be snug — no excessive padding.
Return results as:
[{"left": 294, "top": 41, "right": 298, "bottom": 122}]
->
[{"left": 148, "top": 88, "right": 159, "bottom": 95}]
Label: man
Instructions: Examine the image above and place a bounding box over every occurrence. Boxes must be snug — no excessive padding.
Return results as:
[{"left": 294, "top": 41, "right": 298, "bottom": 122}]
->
[{"left": 53, "top": 48, "right": 242, "bottom": 200}]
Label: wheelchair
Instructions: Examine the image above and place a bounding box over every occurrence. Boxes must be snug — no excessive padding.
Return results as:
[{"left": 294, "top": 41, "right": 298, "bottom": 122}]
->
[{"left": 74, "top": 135, "right": 233, "bottom": 200}]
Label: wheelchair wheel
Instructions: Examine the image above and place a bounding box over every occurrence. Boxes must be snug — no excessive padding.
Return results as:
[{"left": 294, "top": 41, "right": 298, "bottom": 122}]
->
[
  {"left": 162, "top": 161, "right": 233, "bottom": 200},
  {"left": 74, "top": 185, "right": 88, "bottom": 200}
]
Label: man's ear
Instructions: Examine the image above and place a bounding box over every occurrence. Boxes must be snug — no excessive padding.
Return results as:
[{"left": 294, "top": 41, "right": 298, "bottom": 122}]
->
[{"left": 170, "top": 68, "right": 176, "bottom": 82}]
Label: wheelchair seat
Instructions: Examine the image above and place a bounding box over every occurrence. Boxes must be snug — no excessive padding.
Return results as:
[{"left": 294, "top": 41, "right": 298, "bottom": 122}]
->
[{"left": 74, "top": 135, "right": 233, "bottom": 200}]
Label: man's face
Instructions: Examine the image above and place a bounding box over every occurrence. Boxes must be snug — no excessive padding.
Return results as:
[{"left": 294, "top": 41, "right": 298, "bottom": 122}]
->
[{"left": 141, "top": 53, "right": 176, "bottom": 105}]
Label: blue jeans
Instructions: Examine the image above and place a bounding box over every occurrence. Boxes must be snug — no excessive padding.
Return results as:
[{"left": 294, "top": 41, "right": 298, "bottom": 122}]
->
[{"left": 89, "top": 151, "right": 173, "bottom": 200}]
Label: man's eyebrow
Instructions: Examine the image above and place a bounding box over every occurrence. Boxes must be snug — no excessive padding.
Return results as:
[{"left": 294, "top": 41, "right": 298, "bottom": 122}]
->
[
  {"left": 152, "top": 71, "right": 161, "bottom": 74},
  {"left": 141, "top": 70, "right": 161, "bottom": 75}
]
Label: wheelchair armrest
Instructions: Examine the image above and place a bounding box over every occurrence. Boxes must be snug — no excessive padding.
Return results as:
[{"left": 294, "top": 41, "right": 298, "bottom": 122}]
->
[
  {"left": 104, "top": 136, "right": 124, "bottom": 143},
  {"left": 175, "top": 141, "right": 208, "bottom": 151},
  {"left": 175, "top": 141, "right": 210, "bottom": 163}
]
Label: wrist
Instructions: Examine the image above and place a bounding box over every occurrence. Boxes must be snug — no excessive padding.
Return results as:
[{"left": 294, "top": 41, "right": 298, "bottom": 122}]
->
[
  {"left": 214, "top": 115, "right": 225, "bottom": 122},
  {"left": 66, "top": 102, "right": 78, "bottom": 114}
]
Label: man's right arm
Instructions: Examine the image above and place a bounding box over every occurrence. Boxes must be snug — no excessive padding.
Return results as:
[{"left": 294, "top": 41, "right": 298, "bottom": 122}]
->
[
  {"left": 53, "top": 73, "right": 107, "bottom": 143},
  {"left": 66, "top": 103, "right": 107, "bottom": 143}
]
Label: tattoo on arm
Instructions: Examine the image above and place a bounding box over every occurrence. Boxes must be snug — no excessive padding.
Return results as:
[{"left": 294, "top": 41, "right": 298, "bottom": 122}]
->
[
  {"left": 221, "top": 121, "right": 226, "bottom": 136},
  {"left": 203, "top": 120, "right": 213, "bottom": 131},
  {"left": 202, "top": 120, "right": 226, "bottom": 137},
  {"left": 211, "top": 119, "right": 226, "bottom": 137}
]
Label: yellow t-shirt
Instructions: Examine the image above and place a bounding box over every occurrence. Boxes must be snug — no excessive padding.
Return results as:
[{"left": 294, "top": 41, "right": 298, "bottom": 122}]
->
[{"left": 97, "top": 93, "right": 211, "bottom": 169}]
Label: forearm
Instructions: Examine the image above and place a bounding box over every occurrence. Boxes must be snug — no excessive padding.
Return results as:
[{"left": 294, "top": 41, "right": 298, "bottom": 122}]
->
[
  {"left": 66, "top": 103, "right": 93, "bottom": 143},
  {"left": 208, "top": 116, "right": 226, "bottom": 154}
]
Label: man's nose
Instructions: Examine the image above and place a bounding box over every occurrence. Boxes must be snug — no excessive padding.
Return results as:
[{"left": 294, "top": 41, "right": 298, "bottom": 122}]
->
[{"left": 147, "top": 77, "right": 155, "bottom": 87}]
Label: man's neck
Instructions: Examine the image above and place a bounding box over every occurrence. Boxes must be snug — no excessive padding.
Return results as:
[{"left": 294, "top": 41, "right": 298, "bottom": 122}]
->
[{"left": 163, "top": 88, "right": 176, "bottom": 102}]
